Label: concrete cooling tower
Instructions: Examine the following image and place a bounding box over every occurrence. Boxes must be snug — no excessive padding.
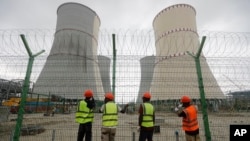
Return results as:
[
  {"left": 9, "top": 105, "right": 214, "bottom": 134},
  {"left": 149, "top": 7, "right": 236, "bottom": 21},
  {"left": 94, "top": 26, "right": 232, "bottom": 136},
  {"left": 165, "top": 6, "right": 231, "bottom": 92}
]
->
[
  {"left": 150, "top": 4, "right": 225, "bottom": 100},
  {"left": 33, "top": 3, "right": 105, "bottom": 100},
  {"left": 137, "top": 56, "right": 155, "bottom": 103},
  {"left": 98, "top": 56, "right": 111, "bottom": 94}
]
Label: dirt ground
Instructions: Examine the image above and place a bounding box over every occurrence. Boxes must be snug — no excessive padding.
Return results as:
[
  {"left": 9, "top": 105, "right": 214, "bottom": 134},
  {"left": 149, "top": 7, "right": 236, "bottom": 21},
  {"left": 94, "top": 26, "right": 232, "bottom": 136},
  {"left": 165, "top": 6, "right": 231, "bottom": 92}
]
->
[{"left": 1, "top": 111, "right": 250, "bottom": 141}]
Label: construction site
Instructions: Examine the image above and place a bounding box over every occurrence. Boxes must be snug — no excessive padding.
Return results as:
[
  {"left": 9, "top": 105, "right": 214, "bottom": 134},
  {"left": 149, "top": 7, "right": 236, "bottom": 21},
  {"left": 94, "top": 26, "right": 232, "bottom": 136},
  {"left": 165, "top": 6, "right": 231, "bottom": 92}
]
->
[{"left": 1, "top": 2, "right": 250, "bottom": 141}]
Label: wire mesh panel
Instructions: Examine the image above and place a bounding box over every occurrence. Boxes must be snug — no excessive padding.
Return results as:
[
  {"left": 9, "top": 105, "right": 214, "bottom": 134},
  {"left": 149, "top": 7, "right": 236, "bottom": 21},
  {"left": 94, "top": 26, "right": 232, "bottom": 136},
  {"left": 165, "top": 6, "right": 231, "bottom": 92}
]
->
[{"left": 1, "top": 29, "right": 250, "bottom": 141}]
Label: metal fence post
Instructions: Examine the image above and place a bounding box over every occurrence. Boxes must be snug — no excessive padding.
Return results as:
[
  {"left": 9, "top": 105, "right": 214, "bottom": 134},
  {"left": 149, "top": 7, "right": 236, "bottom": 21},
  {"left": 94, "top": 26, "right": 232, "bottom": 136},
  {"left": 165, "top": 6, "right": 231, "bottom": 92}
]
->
[
  {"left": 52, "top": 129, "right": 55, "bottom": 141},
  {"left": 187, "top": 36, "right": 211, "bottom": 141},
  {"left": 175, "top": 130, "right": 179, "bottom": 141},
  {"left": 132, "top": 131, "right": 135, "bottom": 141},
  {"left": 12, "top": 34, "right": 45, "bottom": 141}
]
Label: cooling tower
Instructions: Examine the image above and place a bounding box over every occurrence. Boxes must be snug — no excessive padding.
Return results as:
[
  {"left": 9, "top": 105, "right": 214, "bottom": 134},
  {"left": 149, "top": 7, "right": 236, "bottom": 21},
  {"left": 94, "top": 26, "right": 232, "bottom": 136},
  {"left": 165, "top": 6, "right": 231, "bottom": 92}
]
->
[
  {"left": 33, "top": 3, "right": 104, "bottom": 100},
  {"left": 98, "top": 55, "right": 111, "bottom": 94},
  {"left": 150, "top": 4, "right": 225, "bottom": 100},
  {"left": 137, "top": 56, "right": 155, "bottom": 103}
]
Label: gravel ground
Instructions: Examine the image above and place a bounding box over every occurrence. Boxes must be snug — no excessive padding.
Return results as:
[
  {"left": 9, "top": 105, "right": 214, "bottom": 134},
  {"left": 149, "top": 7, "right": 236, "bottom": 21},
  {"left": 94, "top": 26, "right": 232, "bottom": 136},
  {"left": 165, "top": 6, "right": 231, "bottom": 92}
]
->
[{"left": 1, "top": 112, "right": 250, "bottom": 141}]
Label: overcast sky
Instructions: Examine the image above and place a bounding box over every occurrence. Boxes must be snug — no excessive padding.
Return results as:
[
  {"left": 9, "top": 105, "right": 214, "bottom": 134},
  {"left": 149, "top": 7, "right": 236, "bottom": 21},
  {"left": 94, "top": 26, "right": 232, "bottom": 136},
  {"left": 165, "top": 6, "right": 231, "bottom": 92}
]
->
[{"left": 0, "top": 0, "right": 249, "bottom": 32}]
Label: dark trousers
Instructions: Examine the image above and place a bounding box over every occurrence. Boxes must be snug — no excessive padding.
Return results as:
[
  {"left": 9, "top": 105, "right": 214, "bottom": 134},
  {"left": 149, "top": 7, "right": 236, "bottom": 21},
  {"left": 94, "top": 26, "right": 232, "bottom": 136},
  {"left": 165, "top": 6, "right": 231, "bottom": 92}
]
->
[
  {"left": 139, "top": 130, "right": 153, "bottom": 141},
  {"left": 77, "top": 122, "right": 92, "bottom": 141}
]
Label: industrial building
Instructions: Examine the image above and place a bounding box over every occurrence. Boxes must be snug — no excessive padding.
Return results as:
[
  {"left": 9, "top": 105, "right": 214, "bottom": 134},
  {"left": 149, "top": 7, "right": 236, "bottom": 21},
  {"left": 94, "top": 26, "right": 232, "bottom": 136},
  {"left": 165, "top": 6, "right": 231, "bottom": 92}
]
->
[
  {"left": 33, "top": 3, "right": 109, "bottom": 100},
  {"left": 147, "top": 4, "right": 225, "bottom": 101}
]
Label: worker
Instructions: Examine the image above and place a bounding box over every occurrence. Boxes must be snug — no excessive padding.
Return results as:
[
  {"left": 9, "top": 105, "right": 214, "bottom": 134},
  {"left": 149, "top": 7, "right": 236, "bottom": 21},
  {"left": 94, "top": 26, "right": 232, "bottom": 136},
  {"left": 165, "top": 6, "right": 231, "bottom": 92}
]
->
[
  {"left": 99, "top": 92, "right": 129, "bottom": 141},
  {"left": 175, "top": 95, "right": 201, "bottom": 141},
  {"left": 75, "top": 89, "right": 96, "bottom": 141},
  {"left": 138, "top": 92, "right": 155, "bottom": 141}
]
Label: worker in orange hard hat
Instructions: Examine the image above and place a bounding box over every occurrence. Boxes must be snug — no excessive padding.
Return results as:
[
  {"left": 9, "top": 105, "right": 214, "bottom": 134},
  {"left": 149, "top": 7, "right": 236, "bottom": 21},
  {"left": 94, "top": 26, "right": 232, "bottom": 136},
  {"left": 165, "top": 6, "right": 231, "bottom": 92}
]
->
[
  {"left": 104, "top": 92, "right": 114, "bottom": 101},
  {"left": 138, "top": 92, "right": 155, "bottom": 141},
  {"left": 175, "top": 95, "right": 200, "bottom": 141},
  {"left": 75, "top": 89, "right": 95, "bottom": 141},
  {"left": 181, "top": 95, "right": 191, "bottom": 103},
  {"left": 142, "top": 92, "right": 151, "bottom": 99},
  {"left": 99, "top": 92, "right": 129, "bottom": 141},
  {"left": 84, "top": 89, "right": 94, "bottom": 98}
]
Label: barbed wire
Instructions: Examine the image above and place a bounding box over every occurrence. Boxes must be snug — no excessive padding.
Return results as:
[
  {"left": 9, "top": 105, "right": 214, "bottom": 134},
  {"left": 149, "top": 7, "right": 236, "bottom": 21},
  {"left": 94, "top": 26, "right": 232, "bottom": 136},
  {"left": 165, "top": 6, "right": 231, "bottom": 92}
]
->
[
  {"left": 1, "top": 29, "right": 249, "bottom": 57},
  {"left": 1, "top": 29, "right": 250, "bottom": 100}
]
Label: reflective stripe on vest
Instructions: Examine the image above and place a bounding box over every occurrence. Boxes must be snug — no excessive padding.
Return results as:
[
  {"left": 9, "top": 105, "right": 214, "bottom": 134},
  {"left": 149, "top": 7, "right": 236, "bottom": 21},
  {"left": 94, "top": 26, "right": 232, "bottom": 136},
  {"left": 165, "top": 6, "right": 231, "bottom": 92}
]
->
[
  {"left": 141, "top": 103, "right": 154, "bottom": 127},
  {"left": 102, "top": 102, "right": 118, "bottom": 127},
  {"left": 182, "top": 105, "right": 199, "bottom": 131},
  {"left": 75, "top": 100, "right": 94, "bottom": 124}
]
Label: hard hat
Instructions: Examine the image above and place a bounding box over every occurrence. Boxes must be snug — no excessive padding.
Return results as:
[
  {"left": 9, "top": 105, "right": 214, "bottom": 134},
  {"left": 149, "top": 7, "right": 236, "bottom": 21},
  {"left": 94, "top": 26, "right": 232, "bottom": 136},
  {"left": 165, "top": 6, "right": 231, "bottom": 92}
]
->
[
  {"left": 143, "top": 92, "right": 151, "bottom": 99},
  {"left": 181, "top": 95, "right": 191, "bottom": 103},
  {"left": 105, "top": 92, "right": 114, "bottom": 100},
  {"left": 84, "top": 89, "right": 93, "bottom": 98}
]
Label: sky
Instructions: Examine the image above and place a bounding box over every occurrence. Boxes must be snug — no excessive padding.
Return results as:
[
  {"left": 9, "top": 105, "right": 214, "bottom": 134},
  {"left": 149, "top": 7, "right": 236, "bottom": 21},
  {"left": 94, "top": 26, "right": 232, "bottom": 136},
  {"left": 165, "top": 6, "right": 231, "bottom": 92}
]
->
[{"left": 0, "top": 0, "right": 250, "bottom": 32}]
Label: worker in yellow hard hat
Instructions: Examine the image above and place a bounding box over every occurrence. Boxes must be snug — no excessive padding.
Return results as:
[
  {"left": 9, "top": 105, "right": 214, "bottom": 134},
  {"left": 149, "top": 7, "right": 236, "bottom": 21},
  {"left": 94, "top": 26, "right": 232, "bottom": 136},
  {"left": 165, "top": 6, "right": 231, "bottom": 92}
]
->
[
  {"left": 99, "top": 92, "right": 129, "bottom": 141},
  {"left": 138, "top": 92, "right": 155, "bottom": 141},
  {"left": 175, "top": 95, "right": 200, "bottom": 141},
  {"left": 75, "top": 89, "right": 95, "bottom": 141}
]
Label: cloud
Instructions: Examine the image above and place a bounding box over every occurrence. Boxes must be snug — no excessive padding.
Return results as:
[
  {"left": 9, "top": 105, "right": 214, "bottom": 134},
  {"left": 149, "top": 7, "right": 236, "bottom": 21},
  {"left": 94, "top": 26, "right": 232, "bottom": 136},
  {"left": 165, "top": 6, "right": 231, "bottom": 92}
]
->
[
  {"left": 0, "top": 0, "right": 249, "bottom": 32},
  {"left": 196, "top": 0, "right": 250, "bottom": 32}
]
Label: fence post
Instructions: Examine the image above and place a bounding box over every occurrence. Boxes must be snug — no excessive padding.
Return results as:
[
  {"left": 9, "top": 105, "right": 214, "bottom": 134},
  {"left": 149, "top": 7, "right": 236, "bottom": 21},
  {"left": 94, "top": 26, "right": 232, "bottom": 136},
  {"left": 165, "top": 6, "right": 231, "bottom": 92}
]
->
[
  {"left": 132, "top": 131, "right": 135, "bottom": 141},
  {"left": 187, "top": 36, "right": 211, "bottom": 141},
  {"left": 175, "top": 130, "right": 179, "bottom": 141},
  {"left": 52, "top": 129, "right": 55, "bottom": 141},
  {"left": 12, "top": 34, "right": 45, "bottom": 141},
  {"left": 112, "top": 34, "right": 116, "bottom": 98}
]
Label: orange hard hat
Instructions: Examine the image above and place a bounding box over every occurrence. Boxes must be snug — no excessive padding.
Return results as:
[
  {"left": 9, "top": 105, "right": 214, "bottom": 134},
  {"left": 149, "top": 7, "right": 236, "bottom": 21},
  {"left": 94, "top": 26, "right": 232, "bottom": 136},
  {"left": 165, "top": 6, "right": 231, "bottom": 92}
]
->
[
  {"left": 143, "top": 92, "right": 151, "bottom": 99},
  {"left": 84, "top": 89, "right": 93, "bottom": 98},
  {"left": 105, "top": 92, "right": 114, "bottom": 100},
  {"left": 181, "top": 95, "right": 191, "bottom": 103}
]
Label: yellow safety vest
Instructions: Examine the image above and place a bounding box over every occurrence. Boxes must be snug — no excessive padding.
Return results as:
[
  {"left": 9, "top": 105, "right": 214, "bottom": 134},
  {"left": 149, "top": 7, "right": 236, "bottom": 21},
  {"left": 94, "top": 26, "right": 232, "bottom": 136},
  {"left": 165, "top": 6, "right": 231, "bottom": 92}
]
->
[
  {"left": 141, "top": 102, "right": 154, "bottom": 127},
  {"left": 75, "top": 100, "right": 94, "bottom": 124},
  {"left": 102, "top": 102, "right": 118, "bottom": 127}
]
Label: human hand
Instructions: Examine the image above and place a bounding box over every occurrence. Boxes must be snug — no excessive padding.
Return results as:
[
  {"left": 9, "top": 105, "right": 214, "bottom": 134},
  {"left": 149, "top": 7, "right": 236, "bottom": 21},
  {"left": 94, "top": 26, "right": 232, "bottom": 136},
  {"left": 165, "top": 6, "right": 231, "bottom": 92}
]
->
[
  {"left": 174, "top": 107, "right": 179, "bottom": 112},
  {"left": 178, "top": 104, "right": 182, "bottom": 108},
  {"left": 137, "top": 126, "right": 140, "bottom": 132}
]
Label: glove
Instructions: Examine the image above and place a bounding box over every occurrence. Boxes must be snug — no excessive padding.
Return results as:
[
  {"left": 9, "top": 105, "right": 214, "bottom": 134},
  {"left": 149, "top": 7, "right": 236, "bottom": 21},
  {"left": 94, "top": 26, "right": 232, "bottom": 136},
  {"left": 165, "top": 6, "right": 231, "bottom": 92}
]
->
[
  {"left": 174, "top": 107, "right": 179, "bottom": 112},
  {"left": 178, "top": 104, "right": 183, "bottom": 108}
]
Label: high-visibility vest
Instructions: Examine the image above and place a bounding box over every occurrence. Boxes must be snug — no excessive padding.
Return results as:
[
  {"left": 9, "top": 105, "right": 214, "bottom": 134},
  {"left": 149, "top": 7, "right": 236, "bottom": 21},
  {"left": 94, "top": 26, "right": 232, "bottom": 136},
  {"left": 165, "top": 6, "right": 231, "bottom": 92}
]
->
[
  {"left": 141, "top": 102, "right": 154, "bottom": 127},
  {"left": 102, "top": 102, "right": 118, "bottom": 127},
  {"left": 182, "top": 105, "right": 199, "bottom": 131},
  {"left": 75, "top": 100, "right": 94, "bottom": 124}
]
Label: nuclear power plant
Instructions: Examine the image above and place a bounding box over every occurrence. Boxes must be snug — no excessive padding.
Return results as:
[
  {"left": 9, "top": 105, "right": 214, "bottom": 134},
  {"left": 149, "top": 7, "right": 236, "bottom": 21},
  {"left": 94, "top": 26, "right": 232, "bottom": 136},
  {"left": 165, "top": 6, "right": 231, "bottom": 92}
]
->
[
  {"left": 147, "top": 4, "right": 225, "bottom": 101},
  {"left": 33, "top": 3, "right": 224, "bottom": 102},
  {"left": 33, "top": 3, "right": 108, "bottom": 100}
]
